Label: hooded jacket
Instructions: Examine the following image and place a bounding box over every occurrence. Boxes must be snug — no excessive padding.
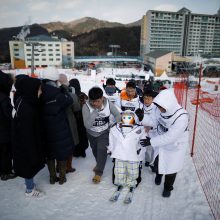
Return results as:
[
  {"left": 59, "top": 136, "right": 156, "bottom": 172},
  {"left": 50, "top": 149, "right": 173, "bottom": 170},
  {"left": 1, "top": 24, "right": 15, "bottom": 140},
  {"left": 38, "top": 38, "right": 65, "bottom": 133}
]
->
[
  {"left": 41, "top": 81, "right": 74, "bottom": 161},
  {"left": 12, "top": 78, "right": 45, "bottom": 178},
  {"left": 108, "top": 124, "right": 146, "bottom": 162},
  {"left": 142, "top": 89, "right": 189, "bottom": 174}
]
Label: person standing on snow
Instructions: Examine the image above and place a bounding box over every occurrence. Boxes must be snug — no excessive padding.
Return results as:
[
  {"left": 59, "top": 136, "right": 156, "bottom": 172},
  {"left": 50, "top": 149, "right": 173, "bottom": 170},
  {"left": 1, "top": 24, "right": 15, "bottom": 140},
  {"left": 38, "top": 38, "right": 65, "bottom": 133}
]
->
[
  {"left": 58, "top": 74, "right": 80, "bottom": 173},
  {"left": 103, "top": 78, "right": 121, "bottom": 104},
  {"left": 82, "top": 87, "right": 121, "bottom": 184},
  {"left": 12, "top": 78, "right": 45, "bottom": 198},
  {"left": 108, "top": 110, "right": 146, "bottom": 204},
  {"left": 41, "top": 68, "right": 74, "bottom": 185},
  {"left": 140, "top": 88, "right": 189, "bottom": 197},
  {"left": 115, "top": 80, "right": 140, "bottom": 112},
  {"left": 0, "top": 71, "right": 16, "bottom": 181},
  {"left": 135, "top": 88, "right": 158, "bottom": 169},
  {"left": 69, "top": 78, "right": 89, "bottom": 158},
  {"left": 114, "top": 80, "right": 144, "bottom": 186}
]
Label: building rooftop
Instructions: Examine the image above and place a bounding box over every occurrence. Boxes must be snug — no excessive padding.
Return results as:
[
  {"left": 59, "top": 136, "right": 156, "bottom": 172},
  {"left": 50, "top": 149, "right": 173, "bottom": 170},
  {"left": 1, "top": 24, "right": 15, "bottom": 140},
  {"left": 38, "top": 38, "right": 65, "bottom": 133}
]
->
[
  {"left": 145, "top": 50, "right": 172, "bottom": 59},
  {"left": 25, "top": 35, "right": 60, "bottom": 42}
]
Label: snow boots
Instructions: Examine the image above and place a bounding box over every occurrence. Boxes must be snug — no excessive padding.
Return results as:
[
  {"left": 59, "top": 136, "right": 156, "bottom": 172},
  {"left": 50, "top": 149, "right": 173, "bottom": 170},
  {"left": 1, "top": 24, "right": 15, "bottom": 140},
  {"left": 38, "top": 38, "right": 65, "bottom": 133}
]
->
[
  {"left": 92, "top": 174, "right": 101, "bottom": 184},
  {"left": 1, "top": 173, "right": 17, "bottom": 181},
  {"left": 66, "top": 156, "right": 76, "bottom": 173},
  {"left": 162, "top": 189, "right": 171, "bottom": 197},
  {"left": 155, "top": 174, "right": 163, "bottom": 185},
  {"left": 47, "top": 160, "right": 59, "bottom": 184},
  {"left": 58, "top": 161, "right": 67, "bottom": 185}
]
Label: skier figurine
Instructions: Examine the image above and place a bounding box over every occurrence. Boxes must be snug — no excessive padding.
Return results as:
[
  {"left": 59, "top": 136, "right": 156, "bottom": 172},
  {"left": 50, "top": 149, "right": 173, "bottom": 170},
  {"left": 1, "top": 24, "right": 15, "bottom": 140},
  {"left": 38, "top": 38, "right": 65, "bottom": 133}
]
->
[{"left": 107, "top": 110, "right": 146, "bottom": 203}]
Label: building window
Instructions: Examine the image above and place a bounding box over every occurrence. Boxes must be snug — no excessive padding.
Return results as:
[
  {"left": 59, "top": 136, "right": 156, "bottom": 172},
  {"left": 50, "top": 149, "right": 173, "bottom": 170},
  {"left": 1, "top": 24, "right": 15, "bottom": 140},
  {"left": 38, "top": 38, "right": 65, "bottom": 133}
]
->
[
  {"left": 48, "top": 44, "right": 53, "bottom": 46},
  {"left": 49, "top": 58, "right": 53, "bottom": 61},
  {"left": 49, "top": 54, "right": 53, "bottom": 56},
  {"left": 66, "top": 44, "right": 71, "bottom": 47},
  {"left": 49, "top": 49, "right": 53, "bottom": 51},
  {"left": 27, "top": 54, "right": 31, "bottom": 56},
  {"left": 55, "top": 44, "right": 60, "bottom": 46},
  {"left": 35, "top": 59, "right": 39, "bottom": 61},
  {"left": 42, "top": 58, "right": 46, "bottom": 61},
  {"left": 56, "top": 49, "right": 60, "bottom": 51},
  {"left": 26, "top": 49, "right": 31, "bottom": 51},
  {"left": 56, "top": 54, "right": 60, "bottom": 56},
  {"left": 13, "top": 44, "right": 19, "bottom": 46},
  {"left": 14, "top": 53, "right": 19, "bottom": 56},
  {"left": 56, "top": 58, "right": 60, "bottom": 61},
  {"left": 41, "top": 54, "right": 46, "bottom": 56},
  {"left": 67, "top": 53, "right": 71, "bottom": 56},
  {"left": 27, "top": 59, "right": 31, "bottom": 61},
  {"left": 67, "top": 49, "right": 71, "bottom": 51},
  {"left": 14, "top": 49, "right": 19, "bottom": 52}
]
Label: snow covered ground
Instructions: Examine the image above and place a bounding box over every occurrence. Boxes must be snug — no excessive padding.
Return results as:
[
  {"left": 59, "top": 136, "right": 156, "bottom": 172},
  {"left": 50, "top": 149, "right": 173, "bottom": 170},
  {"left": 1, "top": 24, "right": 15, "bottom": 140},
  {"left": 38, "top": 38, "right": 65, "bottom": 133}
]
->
[
  {"left": 0, "top": 67, "right": 216, "bottom": 220},
  {"left": 0, "top": 147, "right": 214, "bottom": 220}
]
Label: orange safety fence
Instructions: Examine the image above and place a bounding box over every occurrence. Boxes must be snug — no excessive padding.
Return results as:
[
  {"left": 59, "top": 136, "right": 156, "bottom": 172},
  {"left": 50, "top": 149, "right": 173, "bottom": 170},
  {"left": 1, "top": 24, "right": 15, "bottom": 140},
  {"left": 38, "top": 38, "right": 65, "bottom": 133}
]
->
[{"left": 173, "top": 72, "right": 220, "bottom": 220}]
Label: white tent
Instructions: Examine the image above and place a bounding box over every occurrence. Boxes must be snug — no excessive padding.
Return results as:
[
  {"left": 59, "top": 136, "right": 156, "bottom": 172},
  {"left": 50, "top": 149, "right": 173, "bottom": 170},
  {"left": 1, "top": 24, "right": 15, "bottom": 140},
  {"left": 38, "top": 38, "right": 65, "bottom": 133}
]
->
[
  {"left": 159, "top": 71, "right": 169, "bottom": 80},
  {"left": 148, "top": 69, "right": 154, "bottom": 77}
]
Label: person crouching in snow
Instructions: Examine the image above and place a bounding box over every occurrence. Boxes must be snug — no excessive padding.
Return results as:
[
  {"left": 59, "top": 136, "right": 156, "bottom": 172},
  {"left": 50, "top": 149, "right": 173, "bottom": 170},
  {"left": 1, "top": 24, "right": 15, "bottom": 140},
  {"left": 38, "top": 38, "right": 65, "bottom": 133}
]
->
[
  {"left": 108, "top": 110, "right": 146, "bottom": 203},
  {"left": 140, "top": 89, "right": 189, "bottom": 198}
]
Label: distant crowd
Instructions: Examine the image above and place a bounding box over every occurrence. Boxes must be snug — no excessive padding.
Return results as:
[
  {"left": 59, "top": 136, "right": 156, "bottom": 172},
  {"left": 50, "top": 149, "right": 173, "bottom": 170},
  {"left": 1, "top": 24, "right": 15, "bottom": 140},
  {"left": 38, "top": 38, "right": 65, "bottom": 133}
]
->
[{"left": 0, "top": 68, "right": 189, "bottom": 202}]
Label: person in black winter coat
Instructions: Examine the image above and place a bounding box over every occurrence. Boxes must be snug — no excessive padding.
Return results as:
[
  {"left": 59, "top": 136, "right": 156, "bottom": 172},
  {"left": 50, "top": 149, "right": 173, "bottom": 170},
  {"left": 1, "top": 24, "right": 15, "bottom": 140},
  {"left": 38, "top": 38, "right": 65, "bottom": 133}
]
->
[
  {"left": 12, "top": 77, "right": 45, "bottom": 198},
  {"left": 69, "top": 78, "right": 89, "bottom": 158},
  {"left": 41, "top": 79, "right": 74, "bottom": 185},
  {"left": 0, "top": 71, "right": 16, "bottom": 181}
]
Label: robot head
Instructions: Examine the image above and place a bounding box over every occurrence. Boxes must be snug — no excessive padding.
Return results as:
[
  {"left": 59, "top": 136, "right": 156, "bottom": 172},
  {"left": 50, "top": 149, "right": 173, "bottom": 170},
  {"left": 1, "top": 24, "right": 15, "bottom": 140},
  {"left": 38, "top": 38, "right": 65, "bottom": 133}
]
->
[{"left": 121, "top": 110, "right": 135, "bottom": 125}]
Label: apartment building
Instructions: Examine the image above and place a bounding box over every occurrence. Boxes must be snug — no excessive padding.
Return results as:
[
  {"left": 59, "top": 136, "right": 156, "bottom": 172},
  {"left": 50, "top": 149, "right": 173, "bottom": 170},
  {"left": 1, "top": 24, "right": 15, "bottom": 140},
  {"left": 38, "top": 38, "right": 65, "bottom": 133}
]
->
[
  {"left": 9, "top": 35, "right": 74, "bottom": 69},
  {"left": 140, "top": 7, "right": 220, "bottom": 58}
]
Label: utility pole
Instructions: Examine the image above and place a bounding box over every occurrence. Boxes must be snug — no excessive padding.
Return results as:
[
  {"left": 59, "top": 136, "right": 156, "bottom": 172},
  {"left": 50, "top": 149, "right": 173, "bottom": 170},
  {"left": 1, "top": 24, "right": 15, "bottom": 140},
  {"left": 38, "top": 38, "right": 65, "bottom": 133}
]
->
[{"left": 25, "top": 42, "right": 44, "bottom": 74}]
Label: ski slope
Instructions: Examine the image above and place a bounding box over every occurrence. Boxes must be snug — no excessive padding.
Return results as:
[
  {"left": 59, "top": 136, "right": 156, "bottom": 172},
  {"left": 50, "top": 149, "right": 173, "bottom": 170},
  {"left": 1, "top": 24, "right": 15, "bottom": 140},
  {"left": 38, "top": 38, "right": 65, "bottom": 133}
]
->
[
  {"left": 0, "top": 68, "right": 215, "bottom": 220},
  {"left": 0, "top": 147, "right": 214, "bottom": 220}
]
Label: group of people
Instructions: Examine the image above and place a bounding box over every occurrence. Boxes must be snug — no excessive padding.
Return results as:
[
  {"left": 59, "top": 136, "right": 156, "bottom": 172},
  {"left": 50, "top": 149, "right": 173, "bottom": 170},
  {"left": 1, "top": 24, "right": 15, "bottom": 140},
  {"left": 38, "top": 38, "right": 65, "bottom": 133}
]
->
[
  {"left": 0, "top": 69, "right": 189, "bottom": 203},
  {"left": 0, "top": 68, "right": 88, "bottom": 197}
]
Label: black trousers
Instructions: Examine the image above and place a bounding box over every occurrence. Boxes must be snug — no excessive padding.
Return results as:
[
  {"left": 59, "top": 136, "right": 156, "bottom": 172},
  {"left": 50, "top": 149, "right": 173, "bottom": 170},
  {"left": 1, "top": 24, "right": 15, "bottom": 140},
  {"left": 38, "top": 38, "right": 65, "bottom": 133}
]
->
[
  {"left": 0, "top": 143, "right": 13, "bottom": 175},
  {"left": 154, "top": 155, "right": 177, "bottom": 191}
]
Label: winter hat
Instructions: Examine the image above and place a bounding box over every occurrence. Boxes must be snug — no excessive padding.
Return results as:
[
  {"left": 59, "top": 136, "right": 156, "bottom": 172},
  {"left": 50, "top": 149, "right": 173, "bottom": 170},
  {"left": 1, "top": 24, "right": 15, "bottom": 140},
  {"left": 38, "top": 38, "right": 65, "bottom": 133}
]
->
[
  {"left": 42, "top": 66, "right": 59, "bottom": 81},
  {"left": 69, "top": 78, "right": 81, "bottom": 95},
  {"left": 16, "top": 77, "right": 41, "bottom": 99},
  {"left": 59, "top": 73, "right": 69, "bottom": 86}
]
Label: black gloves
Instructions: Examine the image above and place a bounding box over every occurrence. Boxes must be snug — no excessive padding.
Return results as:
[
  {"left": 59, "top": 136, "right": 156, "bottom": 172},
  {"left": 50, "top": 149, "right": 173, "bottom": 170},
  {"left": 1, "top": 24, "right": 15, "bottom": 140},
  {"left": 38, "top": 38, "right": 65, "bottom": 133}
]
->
[
  {"left": 135, "top": 108, "right": 144, "bottom": 121},
  {"left": 140, "top": 137, "right": 151, "bottom": 147}
]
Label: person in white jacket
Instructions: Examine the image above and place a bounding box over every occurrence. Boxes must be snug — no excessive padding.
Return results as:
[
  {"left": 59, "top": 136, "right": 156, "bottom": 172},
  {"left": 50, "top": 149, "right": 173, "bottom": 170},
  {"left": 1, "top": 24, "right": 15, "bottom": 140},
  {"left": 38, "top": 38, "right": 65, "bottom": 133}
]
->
[
  {"left": 140, "top": 88, "right": 189, "bottom": 198},
  {"left": 135, "top": 88, "right": 158, "bottom": 168},
  {"left": 108, "top": 110, "right": 146, "bottom": 203}
]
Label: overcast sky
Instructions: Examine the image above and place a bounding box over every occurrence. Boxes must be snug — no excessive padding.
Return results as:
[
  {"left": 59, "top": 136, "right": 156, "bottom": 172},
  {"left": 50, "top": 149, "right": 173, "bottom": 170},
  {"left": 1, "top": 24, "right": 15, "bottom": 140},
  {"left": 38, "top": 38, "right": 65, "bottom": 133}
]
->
[{"left": 0, "top": 0, "right": 219, "bottom": 28}]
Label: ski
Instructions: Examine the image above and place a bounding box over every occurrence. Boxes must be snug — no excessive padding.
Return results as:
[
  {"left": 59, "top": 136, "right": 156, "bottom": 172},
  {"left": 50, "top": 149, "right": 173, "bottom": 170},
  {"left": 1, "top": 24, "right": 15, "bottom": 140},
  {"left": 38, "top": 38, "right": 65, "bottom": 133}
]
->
[
  {"left": 109, "top": 186, "right": 123, "bottom": 202},
  {"left": 123, "top": 187, "right": 134, "bottom": 204}
]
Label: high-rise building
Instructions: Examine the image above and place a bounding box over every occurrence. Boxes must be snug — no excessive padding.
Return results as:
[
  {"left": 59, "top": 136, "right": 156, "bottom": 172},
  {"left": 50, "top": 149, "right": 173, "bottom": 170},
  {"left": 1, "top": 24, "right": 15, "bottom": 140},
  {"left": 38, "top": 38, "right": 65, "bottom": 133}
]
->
[
  {"left": 140, "top": 7, "right": 220, "bottom": 58},
  {"left": 9, "top": 35, "right": 74, "bottom": 69}
]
